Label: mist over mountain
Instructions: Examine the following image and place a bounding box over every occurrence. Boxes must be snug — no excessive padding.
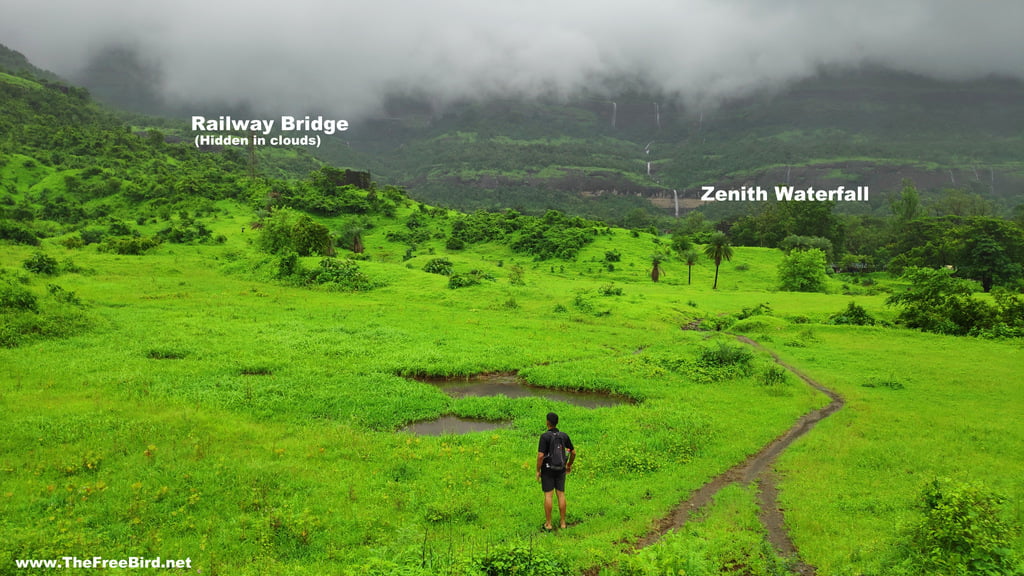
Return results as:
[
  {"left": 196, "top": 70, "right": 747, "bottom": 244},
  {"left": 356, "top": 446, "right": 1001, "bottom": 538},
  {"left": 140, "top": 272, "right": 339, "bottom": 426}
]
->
[{"left": 2, "top": 0, "right": 1023, "bottom": 120}]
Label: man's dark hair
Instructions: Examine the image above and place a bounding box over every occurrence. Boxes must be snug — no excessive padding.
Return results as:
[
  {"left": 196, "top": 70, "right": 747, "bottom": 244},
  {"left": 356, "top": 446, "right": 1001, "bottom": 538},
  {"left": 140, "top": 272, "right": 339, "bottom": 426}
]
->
[{"left": 546, "top": 412, "right": 559, "bottom": 427}]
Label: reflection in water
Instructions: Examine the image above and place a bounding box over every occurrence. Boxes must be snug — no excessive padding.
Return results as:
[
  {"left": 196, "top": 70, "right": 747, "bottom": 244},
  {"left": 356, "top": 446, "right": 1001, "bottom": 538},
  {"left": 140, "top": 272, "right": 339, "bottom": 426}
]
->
[
  {"left": 413, "top": 372, "right": 629, "bottom": 408},
  {"left": 403, "top": 415, "right": 509, "bottom": 436}
]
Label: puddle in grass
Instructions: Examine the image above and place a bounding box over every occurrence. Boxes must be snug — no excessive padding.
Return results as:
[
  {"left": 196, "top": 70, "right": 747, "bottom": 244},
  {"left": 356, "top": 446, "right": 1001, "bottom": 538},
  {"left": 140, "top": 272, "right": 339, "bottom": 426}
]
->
[
  {"left": 402, "top": 372, "right": 630, "bottom": 435},
  {"left": 413, "top": 372, "right": 631, "bottom": 408},
  {"left": 402, "top": 415, "right": 510, "bottom": 436}
]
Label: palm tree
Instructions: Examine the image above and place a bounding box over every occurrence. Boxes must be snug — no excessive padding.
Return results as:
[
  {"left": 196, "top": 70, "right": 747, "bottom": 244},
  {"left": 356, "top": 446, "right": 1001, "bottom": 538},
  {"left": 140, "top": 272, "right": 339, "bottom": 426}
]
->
[
  {"left": 683, "top": 248, "right": 700, "bottom": 285},
  {"left": 650, "top": 254, "right": 664, "bottom": 282},
  {"left": 703, "top": 232, "right": 733, "bottom": 289},
  {"left": 340, "top": 223, "right": 365, "bottom": 254}
]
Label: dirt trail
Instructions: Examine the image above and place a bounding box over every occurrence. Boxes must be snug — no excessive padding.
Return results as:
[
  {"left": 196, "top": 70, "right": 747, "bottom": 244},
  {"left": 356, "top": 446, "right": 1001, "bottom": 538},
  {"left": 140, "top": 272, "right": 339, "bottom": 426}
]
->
[{"left": 631, "top": 335, "right": 844, "bottom": 574}]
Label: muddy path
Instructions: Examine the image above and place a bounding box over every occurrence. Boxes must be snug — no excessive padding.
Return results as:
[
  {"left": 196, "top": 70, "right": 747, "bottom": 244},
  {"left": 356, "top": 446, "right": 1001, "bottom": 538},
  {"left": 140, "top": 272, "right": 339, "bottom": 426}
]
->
[{"left": 630, "top": 335, "right": 844, "bottom": 574}]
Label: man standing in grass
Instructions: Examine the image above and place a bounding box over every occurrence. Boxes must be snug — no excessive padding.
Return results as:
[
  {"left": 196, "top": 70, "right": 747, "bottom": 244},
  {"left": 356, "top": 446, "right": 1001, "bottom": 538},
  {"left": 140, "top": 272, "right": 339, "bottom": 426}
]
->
[{"left": 536, "top": 412, "right": 576, "bottom": 530}]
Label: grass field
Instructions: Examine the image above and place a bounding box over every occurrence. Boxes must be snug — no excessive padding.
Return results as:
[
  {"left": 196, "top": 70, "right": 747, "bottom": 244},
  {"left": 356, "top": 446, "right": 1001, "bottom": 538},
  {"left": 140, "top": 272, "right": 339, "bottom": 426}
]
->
[{"left": 1, "top": 201, "right": 1022, "bottom": 575}]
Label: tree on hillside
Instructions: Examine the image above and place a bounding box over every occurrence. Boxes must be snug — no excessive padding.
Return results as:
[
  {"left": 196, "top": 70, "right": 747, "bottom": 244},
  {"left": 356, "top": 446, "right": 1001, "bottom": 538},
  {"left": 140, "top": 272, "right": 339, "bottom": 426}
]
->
[
  {"left": 888, "top": 216, "right": 1024, "bottom": 290},
  {"left": 932, "top": 188, "right": 992, "bottom": 218},
  {"left": 703, "top": 232, "right": 733, "bottom": 290},
  {"left": 292, "top": 214, "right": 334, "bottom": 257},
  {"left": 257, "top": 207, "right": 298, "bottom": 254},
  {"left": 257, "top": 208, "right": 333, "bottom": 257},
  {"left": 683, "top": 248, "right": 700, "bottom": 285},
  {"left": 678, "top": 211, "right": 715, "bottom": 243},
  {"left": 650, "top": 252, "right": 666, "bottom": 283},
  {"left": 779, "top": 235, "right": 833, "bottom": 260},
  {"left": 777, "top": 200, "right": 843, "bottom": 250},
  {"left": 1013, "top": 204, "right": 1024, "bottom": 228},
  {"left": 778, "top": 248, "right": 828, "bottom": 292},
  {"left": 889, "top": 179, "right": 922, "bottom": 225},
  {"left": 955, "top": 218, "right": 1024, "bottom": 292},
  {"left": 886, "top": 267, "right": 985, "bottom": 335},
  {"left": 340, "top": 222, "right": 365, "bottom": 254},
  {"left": 670, "top": 229, "right": 692, "bottom": 254}
]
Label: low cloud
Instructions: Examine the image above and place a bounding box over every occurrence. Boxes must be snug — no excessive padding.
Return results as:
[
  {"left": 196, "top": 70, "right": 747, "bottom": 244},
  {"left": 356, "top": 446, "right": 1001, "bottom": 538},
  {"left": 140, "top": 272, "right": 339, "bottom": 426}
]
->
[{"left": 2, "top": 0, "right": 1022, "bottom": 118}]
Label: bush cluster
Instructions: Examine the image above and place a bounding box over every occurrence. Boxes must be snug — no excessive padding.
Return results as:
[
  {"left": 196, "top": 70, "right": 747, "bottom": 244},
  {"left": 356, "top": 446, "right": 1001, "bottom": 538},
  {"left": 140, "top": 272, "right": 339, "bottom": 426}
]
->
[
  {"left": 22, "top": 252, "right": 59, "bottom": 275},
  {"left": 448, "top": 270, "right": 494, "bottom": 289},
  {"left": 829, "top": 301, "right": 876, "bottom": 326},
  {"left": 99, "top": 236, "right": 161, "bottom": 255},
  {"left": 887, "top": 267, "right": 1024, "bottom": 337},
  {"left": 471, "top": 545, "right": 568, "bottom": 576},
  {"left": 448, "top": 209, "right": 605, "bottom": 261},
  {"left": 422, "top": 257, "right": 454, "bottom": 276},
  {"left": 305, "top": 258, "right": 378, "bottom": 291},
  {"left": 889, "top": 479, "right": 1020, "bottom": 575}
]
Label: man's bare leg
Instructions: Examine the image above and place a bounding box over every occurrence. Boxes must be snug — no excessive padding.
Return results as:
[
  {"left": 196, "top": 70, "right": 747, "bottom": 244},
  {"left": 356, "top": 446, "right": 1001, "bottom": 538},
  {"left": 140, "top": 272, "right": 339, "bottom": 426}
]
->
[
  {"left": 556, "top": 490, "right": 567, "bottom": 529},
  {"left": 543, "top": 490, "right": 554, "bottom": 529}
]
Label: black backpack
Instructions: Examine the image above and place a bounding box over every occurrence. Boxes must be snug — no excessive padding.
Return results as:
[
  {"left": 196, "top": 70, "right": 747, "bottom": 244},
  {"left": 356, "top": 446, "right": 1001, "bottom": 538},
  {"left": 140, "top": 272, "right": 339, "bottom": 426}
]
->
[{"left": 547, "top": 431, "right": 568, "bottom": 472}]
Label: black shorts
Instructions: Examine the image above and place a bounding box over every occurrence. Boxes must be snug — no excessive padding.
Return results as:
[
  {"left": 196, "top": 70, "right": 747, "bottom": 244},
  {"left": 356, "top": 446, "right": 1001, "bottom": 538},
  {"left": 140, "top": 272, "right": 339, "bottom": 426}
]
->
[{"left": 541, "top": 468, "right": 565, "bottom": 493}]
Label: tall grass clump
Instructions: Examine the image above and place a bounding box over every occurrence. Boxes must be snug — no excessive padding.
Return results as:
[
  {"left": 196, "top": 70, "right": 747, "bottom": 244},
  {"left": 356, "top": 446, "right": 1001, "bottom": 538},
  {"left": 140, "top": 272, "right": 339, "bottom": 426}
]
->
[{"left": 691, "top": 340, "right": 755, "bottom": 382}]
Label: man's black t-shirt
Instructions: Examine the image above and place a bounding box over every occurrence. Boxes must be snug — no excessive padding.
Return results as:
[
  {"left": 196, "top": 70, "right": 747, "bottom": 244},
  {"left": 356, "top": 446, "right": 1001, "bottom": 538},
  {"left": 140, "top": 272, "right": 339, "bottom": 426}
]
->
[{"left": 538, "top": 428, "right": 574, "bottom": 471}]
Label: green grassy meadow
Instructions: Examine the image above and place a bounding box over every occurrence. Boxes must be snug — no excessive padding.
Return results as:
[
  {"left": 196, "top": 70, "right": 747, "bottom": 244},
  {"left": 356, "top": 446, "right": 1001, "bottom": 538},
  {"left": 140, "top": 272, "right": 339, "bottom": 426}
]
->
[
  {"left": 762, "top": 326, "right": 1024, "bottom": 575},
  {"left": 1, "top": 200, "right": 1022, "bottom": 575}
]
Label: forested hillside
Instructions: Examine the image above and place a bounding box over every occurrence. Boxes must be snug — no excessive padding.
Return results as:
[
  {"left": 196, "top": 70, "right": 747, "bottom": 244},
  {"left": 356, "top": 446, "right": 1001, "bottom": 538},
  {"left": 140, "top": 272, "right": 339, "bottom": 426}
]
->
[{"left": 301, "top": 68, "right": 1024, "bottom": 225}]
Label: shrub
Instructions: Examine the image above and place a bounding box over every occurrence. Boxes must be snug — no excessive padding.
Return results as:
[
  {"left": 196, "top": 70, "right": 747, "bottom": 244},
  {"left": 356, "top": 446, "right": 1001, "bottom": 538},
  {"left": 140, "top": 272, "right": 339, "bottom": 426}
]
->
[
  {"left": 886, "top": 267, "right": 1002, "bottom": 336},
  {"left": 0, "top": 297, "right": 92, "bottom": 348},
  {"left": 79, "top": 227, "right": 106, "bottom": 245},
  {"left": 891, "top": 479, "right": 1020, "bottom": 575},
  {"left": 59, "top": 235, "right": 85, "bottom": 249},
  {"left": 830, "top": 301, "right": 876, "bottom": 325},
  {"left": 697, "top": 341, "right": 754, "bottom": 368},
  {"left": 778, "top": 248, "right": 828, "bottom": 292},
  {"left": 306, "top": 258, "right": 377, "bottom": 291},
  {"left": 472, "top": 545, "right": 569, "bottom": 576},
  {"left": 604, "top": 250, "right": 621, "bottom": 262},
  {"left": 422, "top": 257, "right": 454, "bottom": 276},
  {"left": 99, "top": 236, "right": 161, "bottom": 255},
  {"left": 508, "top": 264, "right": 525, "bottom": 286},
  {"left": 156, "top": 220, "right": 212, "bottom": 244},
  {"left": 23, "top": 252, "right": 59, "bottom": 275},
  {"left": 572, "top": 293, "right": 593, "bottom": 312},
  {"left": 447, "top": 270, "right": 493, "bottom": 289},
  {"left": 292, "top": 214, "right": 334, "bottom": 256},
  {"left": 257, "top": 207, "right": 297, "bottom": 254},
  {"left": 59, "top": 257, "right": 86, "bottom": 274},
  {"left": 598, "top": 283, "right": 623, "bottom": 296},
  {"left": 46, "top": 284, "right": 81, "bottom": 306},
  {"left": 0, "top": 279, "right": 38, "bottom": 312},
  {"left": 737, "top": 302, "right": 773, "bottom": 319},
  {"left": 276, "top": 252, "right": 301, "bottom": 279},
  {"left": 759, "top": 364, "right": 788, "bottom": 391},
  {"left": 0, "top": 220, "right": 39, "bottom": 245}
]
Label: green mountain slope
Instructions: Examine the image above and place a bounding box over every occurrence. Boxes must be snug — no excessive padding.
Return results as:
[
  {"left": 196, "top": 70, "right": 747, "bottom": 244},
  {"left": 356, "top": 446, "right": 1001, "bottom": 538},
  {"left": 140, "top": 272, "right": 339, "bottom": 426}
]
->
[
  {"left": 61, "top": 40, "right": 1024, "bottom": 223},
  {"left": 312, "top": 68, "right": 1024, "bottom": 223}
]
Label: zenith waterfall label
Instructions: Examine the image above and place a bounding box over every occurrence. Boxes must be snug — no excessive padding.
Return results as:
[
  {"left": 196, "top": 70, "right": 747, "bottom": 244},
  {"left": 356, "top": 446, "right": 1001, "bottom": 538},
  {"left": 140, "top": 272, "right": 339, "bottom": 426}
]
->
[{"left": 700, "top": 185, "right": 870, "bottom": 202}]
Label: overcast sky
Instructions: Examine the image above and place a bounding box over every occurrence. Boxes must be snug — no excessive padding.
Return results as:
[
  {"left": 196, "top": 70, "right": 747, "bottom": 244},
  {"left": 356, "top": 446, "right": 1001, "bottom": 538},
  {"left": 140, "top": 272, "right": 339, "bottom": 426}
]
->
[{"left": 2, "top": 0, "right": 1022, "bottom": 118}]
